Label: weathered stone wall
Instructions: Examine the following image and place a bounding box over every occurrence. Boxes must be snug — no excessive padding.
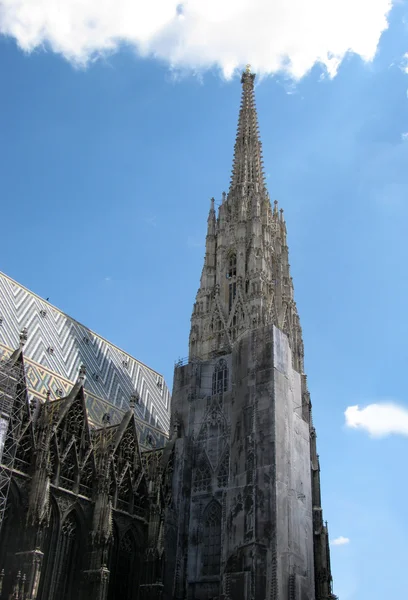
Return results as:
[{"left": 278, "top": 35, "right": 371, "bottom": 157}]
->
[
  {"left": 164, "top": 325, "right": 315, "bottom": 600},
  {"left": 273, "top": 327, "right": 314, "bottom": 600}
]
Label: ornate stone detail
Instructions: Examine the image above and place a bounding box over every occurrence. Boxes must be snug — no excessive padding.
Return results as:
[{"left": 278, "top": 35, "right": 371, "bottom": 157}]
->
[{"left": 54, "top": 493, "right": 75, "bottom": 516}]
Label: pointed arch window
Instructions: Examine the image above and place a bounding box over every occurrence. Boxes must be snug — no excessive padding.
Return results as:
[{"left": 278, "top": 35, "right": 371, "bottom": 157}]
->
[
  {"left": 227, "top": 254, "right": 237, "bottom": 279},
  {"left": 108, "top": 529, "right": 139, "bottom": 600},
  {"left": 193, "top": 460, "right": 212, "bottom": 493},
  {"left": 202, "top": 502, "right": 222, "bottom": 576},
  {"left": 212, "top": 359, "right": 228, "bottom": 395},
  {"left": 54, "top": 512, "right": 81, "bottom": 600},
  {"left": 228, "top": 282, "right": 237, "bottom": 313},
  {"left": 217, "top": 451, "right": 229, "bottom": 488}
]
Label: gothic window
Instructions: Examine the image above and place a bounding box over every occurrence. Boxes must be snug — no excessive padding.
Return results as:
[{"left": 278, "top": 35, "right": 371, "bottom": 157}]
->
[
  {"left": 54, "top": 512, "right": 81, "bottom": 600},
  {"left": 227, "top": 254, "right": 237, "bottom": 279},
  {"left": 202, "top": 502, "right": 222, "bottom": 576},
  {"left": 212, "top": 359, "right": 228, "bottom": 395},
  {"left": 117, "top": 424, "right": 139, "bottom": 468},
  {"left": 108, "top": 529, "right": 139, "bottom": 600},
  {"left": 228, "top": 282, "right": 237, "bottom": 313},
  {"left": 193, "top": 460, "right": 212, "bottom": 493},
  {"left": 60, "top": 397, "right": 86, "bottom": 441},
  {"left": 217, "top": 451, "right": 229, "bottom": 488}
]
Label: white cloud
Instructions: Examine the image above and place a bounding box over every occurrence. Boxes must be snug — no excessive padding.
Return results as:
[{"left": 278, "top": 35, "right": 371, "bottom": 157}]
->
[
  {"left": 400, "top": 53, "right": 408, "bottom": 74},
  {"left": 0, "top": 0, "right": 393, "bottom": 79},
  {"left": 345, "top": 402, "right": 408, "bottom": 437},
  {"left": 401, "top": 132, "right": 408, "bottom": 141},
  {"left": 331, "top": 536, "right": 350, "bottom": 546}
]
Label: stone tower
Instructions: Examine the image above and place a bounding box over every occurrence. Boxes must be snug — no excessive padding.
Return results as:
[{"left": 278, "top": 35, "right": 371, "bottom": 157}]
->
[{"left": 163, "top": 67, "right": 335, "bottom": 600}]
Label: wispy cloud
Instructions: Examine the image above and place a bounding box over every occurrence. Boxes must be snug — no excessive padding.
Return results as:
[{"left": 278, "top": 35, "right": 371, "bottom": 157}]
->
[
  {"left": 0, "top": 0, "right": 392, "bottom": 80},
  {"left": 331, "top": 536, "right": 350, "bottom": 546},
  {"left": 401, "top": 132, "right": 408, "bottom": 142},
  {"left": 345, "top": 402, "right": 408, "bottom": 437},
  {"left": 104, "top": 276, "right": 112, "bottom": 282},
  {"left": 400, "top": 53, "right": 408, "bottom": 74}
]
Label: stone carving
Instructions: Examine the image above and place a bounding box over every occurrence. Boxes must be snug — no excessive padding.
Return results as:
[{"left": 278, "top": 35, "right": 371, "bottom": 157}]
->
[{"left": 55, "top": 494, "right": 75, "bottom": 516}]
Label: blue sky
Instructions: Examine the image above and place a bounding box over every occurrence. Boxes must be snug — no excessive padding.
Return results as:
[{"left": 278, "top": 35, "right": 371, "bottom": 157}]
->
[{"left": 1, "top": 1, "right": 408, "bottom": 598}]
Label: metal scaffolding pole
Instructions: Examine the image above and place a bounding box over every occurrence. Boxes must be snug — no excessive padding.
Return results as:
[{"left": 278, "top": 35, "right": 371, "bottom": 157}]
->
[{"left": 0, "top": 329, "right": 27, "bottom": 536}]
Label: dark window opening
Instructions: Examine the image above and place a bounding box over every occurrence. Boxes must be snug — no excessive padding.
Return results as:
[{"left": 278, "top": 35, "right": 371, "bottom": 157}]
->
[
  {"left": 227, "top": 254, "right": 237, "bottom": 279},
  {"left": 202, "top": 502, "right": 222, "bottom": 576},
  {"left": 54, "top": 512, "right": 82, "bottom": 600},
  {"left": 193, "top": 462, "right": 212, "bottom": 493},
  {"left": 212, "top": 359, "right": 228, "bottom": 395},
  {"left": 228, "top": 282, "right": 237, "bottom": 313},
  {"left": 217, "top": 453, "right": 229, "bottom": 488}
]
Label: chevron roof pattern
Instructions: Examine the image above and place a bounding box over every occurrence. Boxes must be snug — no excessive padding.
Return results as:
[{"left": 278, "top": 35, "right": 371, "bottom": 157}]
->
[{"left": 0, "top": 271, "right": 170, "bottom": 449}]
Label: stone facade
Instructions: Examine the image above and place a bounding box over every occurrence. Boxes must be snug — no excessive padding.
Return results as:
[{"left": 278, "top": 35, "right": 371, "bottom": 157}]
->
[
  {"left": 0, "top": 346, "right": 170, "bottom": 600},
  {"left": 163, "top": 68, "right": 336, "bottom": 600}
]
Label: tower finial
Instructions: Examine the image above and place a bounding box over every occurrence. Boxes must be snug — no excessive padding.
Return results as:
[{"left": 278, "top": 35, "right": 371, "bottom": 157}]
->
[{"left": 229, "top": 65, "right": 265, "bottom": 195}]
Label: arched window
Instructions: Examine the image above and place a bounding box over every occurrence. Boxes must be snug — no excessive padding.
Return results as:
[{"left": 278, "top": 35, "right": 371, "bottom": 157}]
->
[
  {"left": 202, "top": 502, "right": 222, "bottom": 576},
  {"left": 228, "top": 282, "right": 237, "bottom": 313},
  {"left": 217, "top": 451, "right": 229, "bottom": 488},
  {"left": 108, "top": 529, "right": 140, "bottom": 600},
  {"left": 54, "top": 511, "right": 82, "bottom": 600},
  {"left": 227, "top": 254, "right": 237, "bottom": 279},
  {"left": 212, "top": 359, "right": 228, "bottom": 395},
  {"left": 193, "top": 460, "right": 212, "bottom": 493}
]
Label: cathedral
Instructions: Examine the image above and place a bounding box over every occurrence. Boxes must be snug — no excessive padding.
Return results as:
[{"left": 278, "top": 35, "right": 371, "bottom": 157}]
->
[{"left": 0, "top": 68, "right": 336, "bottom": 600}]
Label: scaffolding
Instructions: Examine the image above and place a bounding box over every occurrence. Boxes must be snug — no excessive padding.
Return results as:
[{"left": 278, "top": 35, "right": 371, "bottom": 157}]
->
[{"left": 0, "top": 346, "right": 26, "bottom": 536}]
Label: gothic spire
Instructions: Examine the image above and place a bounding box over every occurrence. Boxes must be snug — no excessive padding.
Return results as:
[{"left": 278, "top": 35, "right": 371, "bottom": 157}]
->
[{"left": 229, "top": 65, "right": 266, "bottom": 195}]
